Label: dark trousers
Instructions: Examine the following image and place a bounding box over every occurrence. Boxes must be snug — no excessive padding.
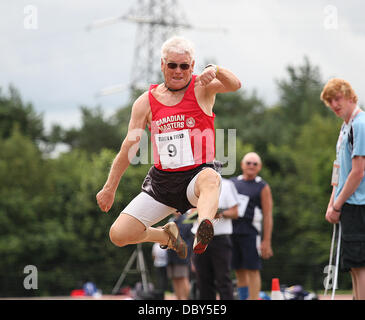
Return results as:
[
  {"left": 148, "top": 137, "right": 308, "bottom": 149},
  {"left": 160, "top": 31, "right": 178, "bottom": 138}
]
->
[
  {"left": 193, "top": 235, "right": 234, "bottom": 300},
  {"left": 154, "top": 266, "right": 168, "bottom": 294}
]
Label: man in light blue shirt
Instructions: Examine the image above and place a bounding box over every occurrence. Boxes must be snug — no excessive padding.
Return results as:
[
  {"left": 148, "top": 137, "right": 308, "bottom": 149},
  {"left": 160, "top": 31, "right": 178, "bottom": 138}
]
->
[
  {"left": 321, "top": 78, "right": 365, "bottom": 300},
  {"left": 336, "top": 111, "right": 365, "bottom": 204}
]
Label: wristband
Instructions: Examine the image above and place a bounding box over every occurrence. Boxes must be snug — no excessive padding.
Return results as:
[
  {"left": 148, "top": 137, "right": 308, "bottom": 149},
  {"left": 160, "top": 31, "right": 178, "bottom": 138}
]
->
[{"left": 333, "top": 206, "right": 341, "bottom": 212}]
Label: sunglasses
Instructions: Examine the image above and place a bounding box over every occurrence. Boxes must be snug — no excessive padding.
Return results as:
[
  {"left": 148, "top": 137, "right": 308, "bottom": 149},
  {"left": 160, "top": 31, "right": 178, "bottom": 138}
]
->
[
  {"left": 166, "top": 62, "right": 191, "bottom": 70},
  {"left": 245, "top": 161, "right": 258, "bottom": 166}
]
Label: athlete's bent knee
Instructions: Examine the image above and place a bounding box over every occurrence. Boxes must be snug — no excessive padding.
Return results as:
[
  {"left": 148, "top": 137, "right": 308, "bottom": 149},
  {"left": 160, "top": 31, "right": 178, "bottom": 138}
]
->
[
  {"left": 109, "top": 225, "right": 129, "bottom": 247},
  {"left": 200, "top": 169, "right": 220, "bottom": 189}
]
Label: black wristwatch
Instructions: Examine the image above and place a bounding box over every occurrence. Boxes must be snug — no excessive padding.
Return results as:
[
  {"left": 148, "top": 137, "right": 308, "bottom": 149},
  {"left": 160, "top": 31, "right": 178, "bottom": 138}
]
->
[{"left": 204, "top": 64, "right": 217, "bottom": 72}]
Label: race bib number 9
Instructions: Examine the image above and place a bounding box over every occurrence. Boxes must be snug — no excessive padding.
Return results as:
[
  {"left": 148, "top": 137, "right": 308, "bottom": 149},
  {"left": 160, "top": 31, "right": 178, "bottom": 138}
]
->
[{"left": 155, "top": 129, "right": 195, "bottom": 169}]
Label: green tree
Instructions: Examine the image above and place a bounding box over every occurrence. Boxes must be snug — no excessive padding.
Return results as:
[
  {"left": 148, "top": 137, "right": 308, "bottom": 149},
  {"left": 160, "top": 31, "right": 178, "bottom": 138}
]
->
[
  {"left": 50, "top": 106, "right": 122, "bottom": 154},
  {"left": 0, "top": 127, "right": 50, "bottom": 296},
  {"left": 273, "top": 56, "right": 332, "bottom": 145},
  {"left": 0, "top": 85, "right": 44, "bottom": 142},
  {"left": 214, "top": 89, "right": 268, "bottom": 155}
]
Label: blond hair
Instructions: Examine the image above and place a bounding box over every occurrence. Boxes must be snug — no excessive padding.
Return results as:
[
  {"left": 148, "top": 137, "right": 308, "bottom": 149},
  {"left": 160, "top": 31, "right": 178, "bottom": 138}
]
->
[{"left": 320, "top": 78, "right": 358, "bottom": 107}]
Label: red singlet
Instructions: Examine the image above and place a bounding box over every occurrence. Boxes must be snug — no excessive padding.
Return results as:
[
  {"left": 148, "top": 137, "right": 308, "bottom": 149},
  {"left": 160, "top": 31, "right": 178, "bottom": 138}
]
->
[{"left": 149, "top": 75, "right": 215, "bottom": 172}]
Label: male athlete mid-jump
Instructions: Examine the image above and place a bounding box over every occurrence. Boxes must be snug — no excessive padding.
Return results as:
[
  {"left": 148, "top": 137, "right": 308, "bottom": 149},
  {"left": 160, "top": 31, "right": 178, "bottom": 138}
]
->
[{"left": 96, "top": 36, "right": 241, "bottom": 258}]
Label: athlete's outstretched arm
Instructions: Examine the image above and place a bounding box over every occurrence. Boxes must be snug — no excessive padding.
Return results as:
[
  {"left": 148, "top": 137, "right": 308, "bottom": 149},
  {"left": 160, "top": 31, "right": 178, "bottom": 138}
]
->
[{"left": 96, "top": 92, "right": 150, "bottom": 212}]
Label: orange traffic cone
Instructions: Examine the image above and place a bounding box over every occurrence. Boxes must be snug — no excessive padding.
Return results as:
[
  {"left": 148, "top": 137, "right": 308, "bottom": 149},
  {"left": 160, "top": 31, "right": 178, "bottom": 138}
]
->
[{"left": 271, "top": 278, "right": 283, "bottom": 300}]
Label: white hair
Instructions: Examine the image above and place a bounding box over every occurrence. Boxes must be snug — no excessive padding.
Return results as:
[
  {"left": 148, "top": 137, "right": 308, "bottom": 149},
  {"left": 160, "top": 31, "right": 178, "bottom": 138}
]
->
[{"left": 160, "top": 36, "right": 195, "bottom": 60}]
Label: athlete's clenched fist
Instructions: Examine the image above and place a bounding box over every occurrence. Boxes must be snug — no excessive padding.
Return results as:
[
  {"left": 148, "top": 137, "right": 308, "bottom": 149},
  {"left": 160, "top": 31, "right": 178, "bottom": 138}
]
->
[
  {"left": 96, "top": 188, "right": 115, "bottom": 212},
  {"left": 196, "top": 65, "right": 217, "bottom": 86}
]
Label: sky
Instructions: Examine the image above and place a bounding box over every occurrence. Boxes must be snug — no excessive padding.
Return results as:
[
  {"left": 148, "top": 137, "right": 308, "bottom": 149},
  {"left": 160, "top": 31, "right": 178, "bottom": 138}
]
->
[{"left": 1, "top": 0, "right": 365, "bottom": 131}]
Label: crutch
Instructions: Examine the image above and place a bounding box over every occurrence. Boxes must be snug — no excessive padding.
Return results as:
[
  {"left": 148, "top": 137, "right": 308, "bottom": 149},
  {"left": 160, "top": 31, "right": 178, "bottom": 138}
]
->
[{"left": 324, "top": 223, "right": 341, "bottom": 299}]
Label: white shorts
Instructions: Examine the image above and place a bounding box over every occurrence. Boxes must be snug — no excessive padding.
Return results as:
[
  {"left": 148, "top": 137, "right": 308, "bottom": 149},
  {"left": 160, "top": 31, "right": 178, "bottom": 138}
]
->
[{"left": 122, "top": 168, "right": 221, "bottom": 228}]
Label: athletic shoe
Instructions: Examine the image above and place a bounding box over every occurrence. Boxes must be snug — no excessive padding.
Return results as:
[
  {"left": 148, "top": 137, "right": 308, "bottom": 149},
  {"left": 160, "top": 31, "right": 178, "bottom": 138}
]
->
[
  {"left": 193, "top": 218, "right": 214, "bottom": 254},
  {"left": 160, "top": 222, "right": 187, "bottom": 259}
]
